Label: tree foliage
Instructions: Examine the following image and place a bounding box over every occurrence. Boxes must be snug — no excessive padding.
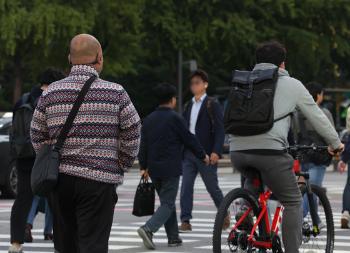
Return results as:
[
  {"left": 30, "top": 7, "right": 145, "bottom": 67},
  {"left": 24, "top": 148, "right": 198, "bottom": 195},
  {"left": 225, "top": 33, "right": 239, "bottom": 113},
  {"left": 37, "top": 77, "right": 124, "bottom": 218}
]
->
[{"left": 1, "top": 0, "right": 350, "bottom": 117}]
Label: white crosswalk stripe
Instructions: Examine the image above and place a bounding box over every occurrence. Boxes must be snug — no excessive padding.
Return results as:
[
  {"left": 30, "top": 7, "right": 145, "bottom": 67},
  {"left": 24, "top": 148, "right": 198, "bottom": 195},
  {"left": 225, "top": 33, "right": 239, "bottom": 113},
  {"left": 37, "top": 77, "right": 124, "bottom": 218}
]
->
[{"left": 0, "top": 172, "right": 349, "bottom": 252}]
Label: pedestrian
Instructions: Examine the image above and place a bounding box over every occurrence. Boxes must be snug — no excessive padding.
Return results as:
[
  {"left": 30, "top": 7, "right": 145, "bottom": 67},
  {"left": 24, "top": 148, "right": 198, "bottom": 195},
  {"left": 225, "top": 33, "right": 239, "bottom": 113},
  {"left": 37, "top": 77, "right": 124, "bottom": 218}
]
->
[
  {"left": 8, "top": 68, "right": 65, "bottom": 253},
  {"left": 296, "top": 82, "right": 335, "bottom": 225},
  {"left": 24, "top": 196, "right": 53, "bottom": 242},
  {"left": 179, "top": 69, "right": 229, "bottom": 232},
  {"left": 338, "top": 107, "right": 350, "bottom": 229},
  {"left": 137, "top": 83, "right": 209, "bottom": 250},
  {"left": 30, "top": 34, "right": 141, "bottom": 253}
]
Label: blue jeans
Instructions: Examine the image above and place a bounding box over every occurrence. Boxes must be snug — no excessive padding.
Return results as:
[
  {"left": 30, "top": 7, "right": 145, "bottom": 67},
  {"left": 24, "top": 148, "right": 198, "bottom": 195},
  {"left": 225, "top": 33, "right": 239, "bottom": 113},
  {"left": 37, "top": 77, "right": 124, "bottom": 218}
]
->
[
  {"left": 145, "top": 177, "right": 180, "bottom": 240},
  {"left": 301, "top": 163, "right": 326, "bottom": 220},
  {"left": 343, "top": 163, "right": 350, "bottom": 212},
  {"left": 27, "top": 196, "right": 53, "bottom": 234},
  {"left": 180, "top": 151, "right": 224, "bottom": 222}
]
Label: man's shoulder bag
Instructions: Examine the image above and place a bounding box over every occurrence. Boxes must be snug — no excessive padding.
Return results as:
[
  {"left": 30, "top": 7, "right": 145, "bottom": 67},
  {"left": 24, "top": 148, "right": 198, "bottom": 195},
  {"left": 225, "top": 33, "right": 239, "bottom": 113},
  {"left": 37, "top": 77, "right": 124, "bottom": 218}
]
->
[{"left": 31, "top": 75, "right": 97, "bottom": 197}]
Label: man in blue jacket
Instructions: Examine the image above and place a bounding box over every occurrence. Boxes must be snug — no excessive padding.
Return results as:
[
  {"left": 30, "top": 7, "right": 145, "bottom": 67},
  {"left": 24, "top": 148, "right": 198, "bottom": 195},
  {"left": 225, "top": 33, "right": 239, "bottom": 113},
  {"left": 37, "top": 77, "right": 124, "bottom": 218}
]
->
[
  {"left": 180, "top": 69, "right": 228, "bottom": 232},
  {"left": 137, "top": 83, "right": 209, "bottom": 250}
]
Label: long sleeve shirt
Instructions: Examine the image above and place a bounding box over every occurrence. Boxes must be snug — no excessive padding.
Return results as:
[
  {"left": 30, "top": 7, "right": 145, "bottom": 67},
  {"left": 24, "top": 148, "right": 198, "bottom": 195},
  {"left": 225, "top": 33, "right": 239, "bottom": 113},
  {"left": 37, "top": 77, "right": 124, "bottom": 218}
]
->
[{"left": 30, "top": 65, "right": 141, "bottom": 184}]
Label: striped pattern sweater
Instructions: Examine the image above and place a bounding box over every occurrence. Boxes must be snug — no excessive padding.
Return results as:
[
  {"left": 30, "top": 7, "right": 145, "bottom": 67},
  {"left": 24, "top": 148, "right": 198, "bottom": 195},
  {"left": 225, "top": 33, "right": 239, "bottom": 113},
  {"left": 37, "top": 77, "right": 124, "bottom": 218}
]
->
[{"left": 30, "top": 65, "right": 141, "bottom": 184}]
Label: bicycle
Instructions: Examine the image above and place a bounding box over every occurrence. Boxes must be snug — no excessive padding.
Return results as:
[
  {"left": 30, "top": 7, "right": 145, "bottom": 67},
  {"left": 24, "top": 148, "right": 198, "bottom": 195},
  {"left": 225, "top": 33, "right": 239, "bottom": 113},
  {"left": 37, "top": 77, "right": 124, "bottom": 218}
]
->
[{"left": 213, "top": 145, "right": 335, "bottom": 253}]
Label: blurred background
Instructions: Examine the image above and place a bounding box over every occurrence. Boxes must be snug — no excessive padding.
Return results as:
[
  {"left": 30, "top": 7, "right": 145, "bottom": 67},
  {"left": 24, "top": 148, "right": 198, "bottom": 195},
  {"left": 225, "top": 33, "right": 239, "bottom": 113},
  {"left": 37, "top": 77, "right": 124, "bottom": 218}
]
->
[{"left": 1, "top": 0, "right": 350, "bottom": 122}]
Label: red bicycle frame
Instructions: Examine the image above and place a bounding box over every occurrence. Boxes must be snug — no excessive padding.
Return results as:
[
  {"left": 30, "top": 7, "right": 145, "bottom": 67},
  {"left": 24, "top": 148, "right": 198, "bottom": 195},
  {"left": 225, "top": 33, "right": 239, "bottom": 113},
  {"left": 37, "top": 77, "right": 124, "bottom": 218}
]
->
[{"left": 230, "top": 186, "right": 285, "bottom": 249}]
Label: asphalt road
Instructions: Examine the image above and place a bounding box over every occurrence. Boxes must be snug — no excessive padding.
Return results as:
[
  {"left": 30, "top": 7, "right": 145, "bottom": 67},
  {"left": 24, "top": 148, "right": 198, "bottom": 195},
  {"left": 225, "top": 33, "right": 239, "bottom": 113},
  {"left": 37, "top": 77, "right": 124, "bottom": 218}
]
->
[{"left": 0, "top": 170, "right": 349, "bottom": 253}]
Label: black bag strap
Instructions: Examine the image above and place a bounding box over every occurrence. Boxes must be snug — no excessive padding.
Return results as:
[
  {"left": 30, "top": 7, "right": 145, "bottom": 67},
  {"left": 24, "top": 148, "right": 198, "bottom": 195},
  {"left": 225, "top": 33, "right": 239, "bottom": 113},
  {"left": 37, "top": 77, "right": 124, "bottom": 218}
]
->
[
  {"left": 54, "top": 75, "right": 97, "bottom": 152},
  {"left": 274, "top": 112, "right": 293, "bottom": 122}
]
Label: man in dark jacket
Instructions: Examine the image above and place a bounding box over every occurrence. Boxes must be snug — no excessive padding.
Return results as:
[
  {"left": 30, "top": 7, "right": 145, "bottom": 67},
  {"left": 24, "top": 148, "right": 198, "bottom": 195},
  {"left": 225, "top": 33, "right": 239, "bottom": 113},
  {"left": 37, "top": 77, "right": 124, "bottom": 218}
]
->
[
  {"left": 137, "top": 83, "right": 209, "bottom": 250},
  {"left": 179, "top": 69, "right": 228, "bottom": 232}
]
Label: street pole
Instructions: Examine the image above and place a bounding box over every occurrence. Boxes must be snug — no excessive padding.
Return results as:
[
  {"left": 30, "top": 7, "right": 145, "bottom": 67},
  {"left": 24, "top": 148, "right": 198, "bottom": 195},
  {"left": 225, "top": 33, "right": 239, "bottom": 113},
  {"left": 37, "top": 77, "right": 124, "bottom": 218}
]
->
[{"left": 178, "top": 49, "right": 183, "bottom": 113}]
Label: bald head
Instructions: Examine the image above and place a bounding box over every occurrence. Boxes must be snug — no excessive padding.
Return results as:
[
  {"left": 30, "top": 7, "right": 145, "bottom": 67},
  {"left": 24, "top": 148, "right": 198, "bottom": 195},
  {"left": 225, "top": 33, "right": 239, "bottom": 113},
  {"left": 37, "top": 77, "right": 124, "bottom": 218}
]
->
[{"left": 69, "top": 34, "right": 103, "bottom": 70}]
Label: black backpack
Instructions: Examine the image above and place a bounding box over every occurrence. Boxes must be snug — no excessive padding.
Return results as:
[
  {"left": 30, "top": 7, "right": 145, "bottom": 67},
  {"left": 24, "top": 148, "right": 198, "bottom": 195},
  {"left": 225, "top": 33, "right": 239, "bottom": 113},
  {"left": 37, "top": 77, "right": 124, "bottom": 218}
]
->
[
  {"left": 224, "top": 68, "right": 289, "bottom": 136},
  {"left": 11, "top": 93, "right": 36, "bottom": 159}
]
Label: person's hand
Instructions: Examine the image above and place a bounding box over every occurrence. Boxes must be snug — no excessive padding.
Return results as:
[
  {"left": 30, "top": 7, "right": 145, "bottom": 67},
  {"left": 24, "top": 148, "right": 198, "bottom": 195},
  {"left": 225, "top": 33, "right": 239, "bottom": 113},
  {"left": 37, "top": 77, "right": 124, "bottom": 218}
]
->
[
  {"left": 203, "top": 155, "right": 210, "bottom": 166},
  {"left": 140, "top": 169, "right": 149, "bottom": 180},
  {"left": 338, "top": 161, "right": 347, "bottom": 174},
  {"left": 328, "top": 143, "right": 345, "bottom": 156},
  {"left": 210, "top": 152, "right": 220, "bottom": 165}
]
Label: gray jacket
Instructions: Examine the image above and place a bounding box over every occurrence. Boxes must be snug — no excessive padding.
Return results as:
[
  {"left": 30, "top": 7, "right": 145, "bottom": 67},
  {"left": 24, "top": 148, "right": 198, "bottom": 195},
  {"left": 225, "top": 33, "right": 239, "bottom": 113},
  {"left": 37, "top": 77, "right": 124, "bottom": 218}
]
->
[{"left": 229, "top": 63, "right": 341, "bottom": 151}]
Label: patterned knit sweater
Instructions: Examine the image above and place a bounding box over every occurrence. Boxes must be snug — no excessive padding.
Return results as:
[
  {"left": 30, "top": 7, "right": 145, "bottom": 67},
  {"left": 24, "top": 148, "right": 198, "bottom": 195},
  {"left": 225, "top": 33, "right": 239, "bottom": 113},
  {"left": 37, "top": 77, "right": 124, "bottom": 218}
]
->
[{"left": 30, "top": 65, "right": 141, "bottom": 184}]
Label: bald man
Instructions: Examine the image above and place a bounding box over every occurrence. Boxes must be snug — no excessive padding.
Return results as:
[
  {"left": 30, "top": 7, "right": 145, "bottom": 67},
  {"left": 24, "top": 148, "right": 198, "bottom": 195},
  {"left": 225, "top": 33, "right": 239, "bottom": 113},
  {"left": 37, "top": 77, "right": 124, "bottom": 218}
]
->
[{"left": 30, "top": 34, "right": 141, "bottom": 253}]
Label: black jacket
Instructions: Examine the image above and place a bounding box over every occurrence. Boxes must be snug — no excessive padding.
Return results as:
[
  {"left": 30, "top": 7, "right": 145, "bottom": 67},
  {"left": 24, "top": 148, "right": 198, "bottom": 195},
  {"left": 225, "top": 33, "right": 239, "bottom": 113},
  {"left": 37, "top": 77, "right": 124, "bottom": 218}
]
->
[
  {"left": 138, "top": 107, "right": 206, "bottom": 178},
  {"left": 183, "top": 96, "right": 225, "bottom": 156}
]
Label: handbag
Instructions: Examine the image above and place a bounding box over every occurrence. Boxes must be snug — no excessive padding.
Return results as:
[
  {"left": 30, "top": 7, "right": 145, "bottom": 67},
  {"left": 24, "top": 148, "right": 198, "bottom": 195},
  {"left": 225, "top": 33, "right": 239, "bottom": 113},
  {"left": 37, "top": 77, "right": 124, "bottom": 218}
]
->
[
  {"left": 31, "top": 75, "right": 97, "bottom": 197},
  {"left": 132, "top": 176, "right": 155, "bottom": 217}
]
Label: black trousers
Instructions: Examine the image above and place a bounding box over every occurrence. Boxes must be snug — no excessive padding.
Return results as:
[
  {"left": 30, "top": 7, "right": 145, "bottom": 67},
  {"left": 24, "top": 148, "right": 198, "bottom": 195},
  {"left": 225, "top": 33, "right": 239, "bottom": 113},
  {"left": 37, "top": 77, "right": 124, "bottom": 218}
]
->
[
  {"left": 10, "top": 159, "right": 34, "bottom": 244},
  {"left": 47, "top": 193, "right": 64, "bottom": 252},
  {"left": 52, "top": 174, "right": 118, "bottom": 253}
]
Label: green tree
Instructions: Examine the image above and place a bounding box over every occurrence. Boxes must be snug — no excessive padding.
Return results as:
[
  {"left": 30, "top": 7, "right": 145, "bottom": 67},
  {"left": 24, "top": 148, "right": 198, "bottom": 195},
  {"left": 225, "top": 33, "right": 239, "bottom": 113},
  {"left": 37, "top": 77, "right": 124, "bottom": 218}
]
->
[{"left": 0, "top": 0, "right": 143, "bottom": 106}]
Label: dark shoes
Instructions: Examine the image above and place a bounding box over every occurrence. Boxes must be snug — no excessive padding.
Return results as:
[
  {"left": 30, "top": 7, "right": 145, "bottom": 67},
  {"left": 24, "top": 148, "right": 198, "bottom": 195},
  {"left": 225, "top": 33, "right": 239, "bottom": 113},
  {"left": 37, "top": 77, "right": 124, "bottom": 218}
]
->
[
  {"left": 24, "top": 224, "right": 33, "bottom": 243},
  {"left": 223, "top": 212, "right": 231, "bottom": 230},
  {"left": 179, "top": 222, "right": 192, "bottom": 233},
  {"left": 44, "top": 233, "right": 54, "bottom": 241},
  {"left": 137, "top": 226, "right": 155, "bottom": 250},
  {"left": 341, "top": 211, "right": 350, "bottom": 229},
  {"left": 168, "top": 237, "right": 183, "bottom": 247}
]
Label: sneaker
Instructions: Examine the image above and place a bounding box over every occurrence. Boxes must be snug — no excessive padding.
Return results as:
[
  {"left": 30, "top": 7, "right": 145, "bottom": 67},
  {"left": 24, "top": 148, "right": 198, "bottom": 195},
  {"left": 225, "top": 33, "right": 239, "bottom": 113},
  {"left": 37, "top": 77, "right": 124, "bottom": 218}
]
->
[
  {"left": 179, "top": 222, "right": 192, "bottom": 233},
  {"left": 235, "top": 209, "right": 254, "bottom": 231},
  {"left": 223, "top": 212, "right": 231, "bottom": 230},
  {"left": 341, "top": 211, "right": 350, "bottom": 229},
  {"left": 137, "top": 226, "right": 155, "bottom": 250},
  {"left": 24, "top": 224, "right": 33, "bottom": 243},
  {"left": 168, "top": 237, "right": 183, "bottom": 247},
  {"left": 8, "top": 245, "right": 23, "bottom": 253}
]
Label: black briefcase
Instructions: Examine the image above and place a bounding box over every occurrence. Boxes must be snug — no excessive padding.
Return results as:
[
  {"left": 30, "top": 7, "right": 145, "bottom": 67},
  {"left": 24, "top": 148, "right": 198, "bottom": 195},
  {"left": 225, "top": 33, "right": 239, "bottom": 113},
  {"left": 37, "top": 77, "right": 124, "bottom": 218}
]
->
[
  {"left": 31, "top": 75, "right": 97, "bottom": 197},
  {"left": 132, "top": 176, "right": 155, "bottom": 217}
]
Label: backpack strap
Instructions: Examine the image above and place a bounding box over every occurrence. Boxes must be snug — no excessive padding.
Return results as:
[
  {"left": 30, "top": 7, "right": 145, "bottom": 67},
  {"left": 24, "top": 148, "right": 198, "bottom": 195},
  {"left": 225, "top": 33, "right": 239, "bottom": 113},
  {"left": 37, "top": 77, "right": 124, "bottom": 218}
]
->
[
  {"left": 274, "top": 112, "right": 293, "bottom": 122},
  {"left": 206, "top": 96, "right": 217, "bottom": 133},
  {"left": 54, "top": 75, "right": 97, "bottom": 152}
]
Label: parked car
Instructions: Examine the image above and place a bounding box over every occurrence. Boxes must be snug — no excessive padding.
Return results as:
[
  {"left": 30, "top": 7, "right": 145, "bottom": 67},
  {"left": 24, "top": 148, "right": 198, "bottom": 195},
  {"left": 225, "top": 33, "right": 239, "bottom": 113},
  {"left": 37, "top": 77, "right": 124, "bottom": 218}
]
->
[{"left": 0, "top": 112, "right": 17, "bottom": 198}]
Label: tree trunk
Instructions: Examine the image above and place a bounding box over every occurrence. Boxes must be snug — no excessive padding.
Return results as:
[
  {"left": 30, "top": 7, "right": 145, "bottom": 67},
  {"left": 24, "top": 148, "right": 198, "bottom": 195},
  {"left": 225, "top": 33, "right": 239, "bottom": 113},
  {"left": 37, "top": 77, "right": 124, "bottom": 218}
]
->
[{"left": 13, "top": 55, "right": 22, "bottom": 105}]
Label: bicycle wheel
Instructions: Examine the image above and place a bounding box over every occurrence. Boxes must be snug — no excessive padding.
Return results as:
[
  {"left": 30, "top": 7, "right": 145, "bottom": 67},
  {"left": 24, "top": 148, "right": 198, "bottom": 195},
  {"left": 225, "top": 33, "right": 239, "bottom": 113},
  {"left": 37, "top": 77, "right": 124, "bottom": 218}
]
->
[
  {"left": 300, "top": 184, "right": 334, "bottom": 253},
  {"left": 213, "top": 188, "right": 260, "bottom": 253}
]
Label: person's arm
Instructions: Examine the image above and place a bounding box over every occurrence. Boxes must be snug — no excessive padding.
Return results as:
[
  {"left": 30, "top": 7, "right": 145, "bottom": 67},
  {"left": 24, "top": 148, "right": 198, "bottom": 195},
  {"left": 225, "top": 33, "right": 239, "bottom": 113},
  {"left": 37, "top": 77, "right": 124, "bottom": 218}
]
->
[
  {"left": 138, "top": 123, "right": 148, "bottom": 170},
  {"left": 30, "top": 94, "right": 50, "bottom": 153},
  {"left": 323, "top": 108, "right": 335, "bottom": 127},
  {"left": 295, "top": 82, "right": 341, "bottom": 150},
  {"left": 173, "top": 115, "right": 207, "bottom": 161},
  {"left": 211, "top": 100, "right": 225, "bottom": 157},
  {"left": 117, "top": 88, "right": 141, "bottom": 171}
]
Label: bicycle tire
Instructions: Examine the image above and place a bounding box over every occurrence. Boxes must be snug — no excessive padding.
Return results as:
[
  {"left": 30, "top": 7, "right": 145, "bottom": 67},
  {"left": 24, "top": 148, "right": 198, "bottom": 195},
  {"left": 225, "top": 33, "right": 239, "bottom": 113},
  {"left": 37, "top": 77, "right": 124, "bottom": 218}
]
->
[
  {"left": 213, "top": 188, "right": 260, "bottom": 253},
  {"left": 300, "top": 184, "right": 335, "bottom": 253}
]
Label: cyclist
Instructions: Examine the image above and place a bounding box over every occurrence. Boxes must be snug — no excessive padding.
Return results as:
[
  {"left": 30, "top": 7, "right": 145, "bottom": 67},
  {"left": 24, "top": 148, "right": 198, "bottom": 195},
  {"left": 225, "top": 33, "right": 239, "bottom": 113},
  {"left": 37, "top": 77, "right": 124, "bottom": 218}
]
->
[{"left": 229, "top": 41, "right": 343, "bottom": 253}]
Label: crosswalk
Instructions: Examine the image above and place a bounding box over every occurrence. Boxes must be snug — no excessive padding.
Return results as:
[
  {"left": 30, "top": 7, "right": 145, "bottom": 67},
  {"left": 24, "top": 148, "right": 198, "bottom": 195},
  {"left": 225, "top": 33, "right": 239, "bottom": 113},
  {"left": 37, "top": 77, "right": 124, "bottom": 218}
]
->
[{"left": 0, "top": 171, "right": 349, "bottom": 252}]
